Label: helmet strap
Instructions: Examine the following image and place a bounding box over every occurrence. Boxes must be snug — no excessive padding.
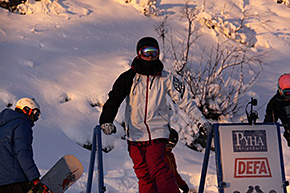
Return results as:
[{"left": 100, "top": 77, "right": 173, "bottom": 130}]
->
[{"left": 22, "top": 106, "right": 32, "bottom": 116}]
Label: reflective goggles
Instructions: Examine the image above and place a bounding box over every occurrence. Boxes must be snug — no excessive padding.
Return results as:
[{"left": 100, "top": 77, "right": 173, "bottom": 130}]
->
[
  {"left": 24, "top": 107, "right": 41, "bottom": 120},
  {"left": 32, "top": 108, "right": 41, "bottom": 120},
  {"left": 139, "top": 46, "right": 159, "bottom": 58},
  {"left": 282, "top": 89, "right": 290, "bottom": 98}
]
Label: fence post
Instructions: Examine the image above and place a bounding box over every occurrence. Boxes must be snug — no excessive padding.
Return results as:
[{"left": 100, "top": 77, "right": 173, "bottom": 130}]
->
[
  {"left": 198, "top": 126, "right": 214, "bottom": 193},
  {"left": 96, "top": 125, "right": 106, "bottom": 193},
  {"left": 86, "top": 126, "right": 97, "bottom": 193},
  {"left": 86, "top": 125, "right": 106, "bottom": 193}
]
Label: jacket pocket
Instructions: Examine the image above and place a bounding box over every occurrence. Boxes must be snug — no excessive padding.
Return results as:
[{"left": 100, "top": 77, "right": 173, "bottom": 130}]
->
[{"left": 158, "top": 107, "right": 170, "bottom": 122}]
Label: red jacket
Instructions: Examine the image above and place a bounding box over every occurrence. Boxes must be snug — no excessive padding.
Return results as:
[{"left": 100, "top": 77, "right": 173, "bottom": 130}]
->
[{"left": 164, "top": 149, "right": 187, "bottom": 188}]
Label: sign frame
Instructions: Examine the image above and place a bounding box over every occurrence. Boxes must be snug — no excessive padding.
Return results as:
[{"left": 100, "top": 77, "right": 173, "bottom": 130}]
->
[{"left": 198, "top": 123, "right": 288, "bottom": 193}]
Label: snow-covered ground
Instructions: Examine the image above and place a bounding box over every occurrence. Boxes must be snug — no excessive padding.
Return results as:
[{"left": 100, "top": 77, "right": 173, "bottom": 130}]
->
[{"left": 1, "top": 0, "right": 290, "bottom": 192}]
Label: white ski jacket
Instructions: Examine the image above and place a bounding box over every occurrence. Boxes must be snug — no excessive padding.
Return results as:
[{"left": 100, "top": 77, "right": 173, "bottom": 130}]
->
[
  {"left": 99, "top": 57, "right": 208, "bottom": 142},
  {"left": 124, "top": 70, "right": 207, "bottom": 141}
]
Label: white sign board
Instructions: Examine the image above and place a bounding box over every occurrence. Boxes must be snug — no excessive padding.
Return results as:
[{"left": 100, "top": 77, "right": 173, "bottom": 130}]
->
[{"left": 216, "top": 124, "right": 286, "bottom": 193}]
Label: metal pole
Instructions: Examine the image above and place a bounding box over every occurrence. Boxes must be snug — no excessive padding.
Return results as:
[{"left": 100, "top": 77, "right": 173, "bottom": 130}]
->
[
  {"left": 96, "top": 125, "right": 106, "bottom": 193},
  {"left": 198, "top": 127, "right": 214, "bottom": 193},
  {"left": 86, "top": 126, "right": 97, "bottom": 193}
]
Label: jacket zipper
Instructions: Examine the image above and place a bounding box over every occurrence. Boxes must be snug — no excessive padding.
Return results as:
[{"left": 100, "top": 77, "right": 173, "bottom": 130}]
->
[{"left": 144, "top": 75, "right": 152, "bottom": 142}]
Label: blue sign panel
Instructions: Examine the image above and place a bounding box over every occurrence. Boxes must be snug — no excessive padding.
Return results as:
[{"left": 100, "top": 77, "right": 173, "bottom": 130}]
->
[{"left": 232, "top": 130, "right": 267, "bottom": 152}]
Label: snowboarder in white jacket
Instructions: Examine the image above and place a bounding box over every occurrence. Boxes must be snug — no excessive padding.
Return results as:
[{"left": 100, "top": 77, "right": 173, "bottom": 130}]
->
[{"left": 99, "top": 37, "right": 212, "bottom": 193}]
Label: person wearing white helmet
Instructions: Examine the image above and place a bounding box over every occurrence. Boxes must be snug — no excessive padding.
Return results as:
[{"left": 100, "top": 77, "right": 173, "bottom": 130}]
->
[
  {"left": 15, "top": 97, "right": 41, "bottom": 122},
  {"left": 264, "top": 73, "right": 290, "bottom": 146},
  {"left": 0, "top": 97, "right": 51, "bottom": 193}
]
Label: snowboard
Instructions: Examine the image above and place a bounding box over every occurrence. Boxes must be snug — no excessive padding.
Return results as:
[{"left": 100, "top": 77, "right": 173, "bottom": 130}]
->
[{"left": 29, "top": 155, "right": 84, "bottom": 193}]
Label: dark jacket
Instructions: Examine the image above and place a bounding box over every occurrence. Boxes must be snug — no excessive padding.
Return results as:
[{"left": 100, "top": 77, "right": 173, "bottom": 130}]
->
[
  {"left": 264, "top": 91, "right": 290, "bottom": 131},
  {"left": 0, "top": 108, "right": 40, "bottom": 186}
]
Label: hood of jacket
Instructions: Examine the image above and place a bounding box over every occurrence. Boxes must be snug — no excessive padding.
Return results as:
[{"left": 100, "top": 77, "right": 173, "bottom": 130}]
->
[
  {"left": 0, "top": 108, "right": 34, "bottom": 127},
  {"left": 131, "top": 56, "right": 163, "bottom": 76}
]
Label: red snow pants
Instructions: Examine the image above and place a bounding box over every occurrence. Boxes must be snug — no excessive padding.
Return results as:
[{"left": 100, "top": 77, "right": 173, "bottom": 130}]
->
[{"left": 128, "top": 139, "right": 180, "bottom": 193}]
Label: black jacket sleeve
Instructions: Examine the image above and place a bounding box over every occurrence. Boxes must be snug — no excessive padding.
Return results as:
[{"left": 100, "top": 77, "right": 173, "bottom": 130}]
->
[
  {"left": 99, "top": 68, "right": 136, "bottom": 125},
  {"left": 264, "top": 94, "right": 277, "bottom": 123},
  {"left": 264, "top": 92, "right": 290, "bottom": 131}
]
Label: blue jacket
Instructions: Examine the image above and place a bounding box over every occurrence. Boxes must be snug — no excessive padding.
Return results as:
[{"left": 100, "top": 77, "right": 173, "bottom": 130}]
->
[{"left": 0, "top": 108, "right": 40, "bottom": 186}]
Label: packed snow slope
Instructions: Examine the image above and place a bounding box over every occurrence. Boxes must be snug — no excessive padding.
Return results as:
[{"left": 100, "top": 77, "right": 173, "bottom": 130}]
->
[{"left": 1, "top": 0, "right": 290, "bottom": 192}]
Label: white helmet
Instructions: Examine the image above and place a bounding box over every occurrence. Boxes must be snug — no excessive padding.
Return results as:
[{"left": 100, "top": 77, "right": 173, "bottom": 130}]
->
[
  {"left": 15, "top": 97, "right": 40, "bottom": 111},
  {"left": 15, "top": 97, "right": 41, "bottom": 121}
]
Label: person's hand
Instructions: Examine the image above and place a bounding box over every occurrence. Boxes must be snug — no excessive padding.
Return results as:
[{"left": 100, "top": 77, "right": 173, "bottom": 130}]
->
[
  {"left": 199, "top": 122, "right": 212, "bottom": 136},
  {"left": 180, "top": 183, "right": 189, "bottom": 193},
  {"left": 101, "top": 123, "right": 116, "bottom": 135},
  {"left": 30, "top": 178, "right": 52, "bottom": 193}
]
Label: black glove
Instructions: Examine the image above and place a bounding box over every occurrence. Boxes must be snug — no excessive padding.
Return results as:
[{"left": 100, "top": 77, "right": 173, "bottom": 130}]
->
[
  {"left": 30, "top": 178, "right": 52, "bottom": 193},
  {"left": 283, "top": 130, "right": 290, "bottom": 147},
  {"left": 199, "top": 122, "right": 213, "bottom": 136},
  {"left": 180, "top": 183, "right": 189, "bottom": 193},
  {"left": 194, "top": 131, "right": 207, "bottom": 148},
  {"left": 100, "top": 123, "right": 116, "bottom": 135},
  {"left": 194, "top": 122, "right": 215, "bottom": 151}
]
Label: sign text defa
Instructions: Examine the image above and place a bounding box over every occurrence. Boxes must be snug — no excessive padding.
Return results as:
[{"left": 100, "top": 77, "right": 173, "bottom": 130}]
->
[{"left": 234, "top": 157, "right": 272, "bottom": 178}]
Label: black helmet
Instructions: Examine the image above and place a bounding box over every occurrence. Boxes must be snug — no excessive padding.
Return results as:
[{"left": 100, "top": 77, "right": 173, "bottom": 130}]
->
[
  {"left": 136, "top": 37, "right": 159, "bottom": 54},
  {"left": 167, "top": 128, "right": 179, "bottom": 149}
]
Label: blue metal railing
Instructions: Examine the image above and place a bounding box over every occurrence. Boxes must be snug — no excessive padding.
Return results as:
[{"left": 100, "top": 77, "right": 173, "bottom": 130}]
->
[{"left": 86, "top": 125, "right": 106, "bottom": 193}]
